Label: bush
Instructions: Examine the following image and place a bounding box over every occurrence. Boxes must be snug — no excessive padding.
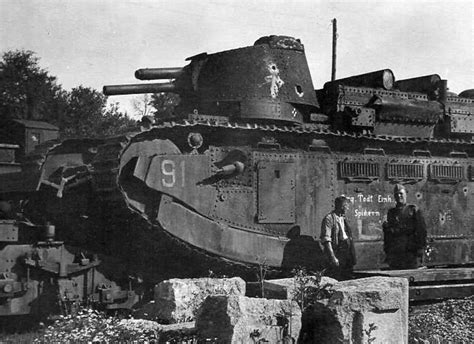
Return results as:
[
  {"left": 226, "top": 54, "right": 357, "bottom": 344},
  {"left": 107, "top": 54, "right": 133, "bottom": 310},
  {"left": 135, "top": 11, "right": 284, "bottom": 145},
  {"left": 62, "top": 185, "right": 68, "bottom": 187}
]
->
[{"left": 33, "top": 308, "right": 159, "bottom": 343}]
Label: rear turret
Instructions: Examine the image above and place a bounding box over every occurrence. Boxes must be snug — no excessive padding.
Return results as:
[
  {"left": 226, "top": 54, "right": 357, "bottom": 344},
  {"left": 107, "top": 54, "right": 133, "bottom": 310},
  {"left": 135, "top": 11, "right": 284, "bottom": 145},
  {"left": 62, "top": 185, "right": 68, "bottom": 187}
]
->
[{"left": 319, "top": 70, "right": 474, "bottom": 139}]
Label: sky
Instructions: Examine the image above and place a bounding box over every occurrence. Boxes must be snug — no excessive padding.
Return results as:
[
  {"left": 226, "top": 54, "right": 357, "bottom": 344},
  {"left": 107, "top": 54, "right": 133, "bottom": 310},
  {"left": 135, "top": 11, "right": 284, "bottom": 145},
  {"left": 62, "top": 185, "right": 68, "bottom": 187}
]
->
[{"left": 1, "top": 0, "right": 473, "bottom": 118}]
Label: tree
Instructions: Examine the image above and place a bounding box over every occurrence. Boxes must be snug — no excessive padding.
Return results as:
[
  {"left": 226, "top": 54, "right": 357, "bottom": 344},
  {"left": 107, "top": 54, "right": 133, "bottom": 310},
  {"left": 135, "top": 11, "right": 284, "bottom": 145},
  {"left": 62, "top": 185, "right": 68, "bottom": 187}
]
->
[
  {"left": 150, "top": 92, "right": 180, "bottom": 120},
  {"left": 0, "top": 50, "right": 136, "bottom": 139},
  {"left": 99, "top": 101, "right": 137, "bottom": 137},
  {"left": 61, "top": 86, "right": 135, "bottom": 139},
  {"left": 0, "top": 50, "right": 66, "bottom": 122},
  {"left": 60, "top": 86, "right": 104, "bottom": 138},
  {"left": 132, "top": 94, "right": 154, "bottom": 119}
]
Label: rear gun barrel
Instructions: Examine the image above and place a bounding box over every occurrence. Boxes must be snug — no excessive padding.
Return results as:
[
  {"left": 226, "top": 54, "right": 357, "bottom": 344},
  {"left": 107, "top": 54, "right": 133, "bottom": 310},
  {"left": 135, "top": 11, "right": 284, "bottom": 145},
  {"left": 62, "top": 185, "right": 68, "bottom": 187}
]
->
[
  {"left": 135, "top": 67, "right": 183, "bottom": 80},
  {"left": 103, "top": 82, "right": 177, "bottom": 96}
]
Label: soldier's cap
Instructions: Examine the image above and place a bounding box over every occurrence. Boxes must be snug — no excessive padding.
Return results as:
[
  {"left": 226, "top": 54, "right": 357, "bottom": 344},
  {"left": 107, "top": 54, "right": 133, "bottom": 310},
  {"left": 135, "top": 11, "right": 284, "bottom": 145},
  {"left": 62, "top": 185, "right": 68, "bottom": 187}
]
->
[
  {"left": 393, "top": 184, "right": 406, "bottom": 193},
  {"left": 335, "top": 194, "right": 350, "bottom": 205}
]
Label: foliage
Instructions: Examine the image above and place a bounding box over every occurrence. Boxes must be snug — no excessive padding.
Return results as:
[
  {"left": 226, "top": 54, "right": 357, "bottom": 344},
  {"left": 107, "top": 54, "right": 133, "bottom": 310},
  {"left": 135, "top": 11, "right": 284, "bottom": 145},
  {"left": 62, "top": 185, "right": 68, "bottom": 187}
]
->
[
  {"left": 364, "top": 323, "right": 378, "bottom": 343},
  {"left": 132, "top": 94, "right": 154, "bottom": 118},
  {"left": 59, "top": 86, "right": 105, "bottom": 138},
  {"left": 101, "top": 102, "right": 137, "bottom": 136},
  {"left": 255, "top": 257, "right": 268, "bottom": 298},
  {"left": 60, "top": 86, "right": 135, "bottom": 139},
  {"left": 150, "top": 92, "right": 180, "bottom": 120},
  {"left": 291, "top": 267, "right": 328, "bottom": 311},
  {"left": 32, "top": 308, "right": 160, "bottom": 343}
]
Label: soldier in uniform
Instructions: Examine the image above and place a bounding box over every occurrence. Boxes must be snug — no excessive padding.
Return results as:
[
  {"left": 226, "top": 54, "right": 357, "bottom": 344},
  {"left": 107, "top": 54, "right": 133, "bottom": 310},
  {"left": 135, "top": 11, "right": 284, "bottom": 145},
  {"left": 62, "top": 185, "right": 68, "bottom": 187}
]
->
[
  {"left": 320, "top": 195, "right": 356, "bottom": 280},
  {"left": 383, "top": 184, "right": 427, "bottom": 269}
]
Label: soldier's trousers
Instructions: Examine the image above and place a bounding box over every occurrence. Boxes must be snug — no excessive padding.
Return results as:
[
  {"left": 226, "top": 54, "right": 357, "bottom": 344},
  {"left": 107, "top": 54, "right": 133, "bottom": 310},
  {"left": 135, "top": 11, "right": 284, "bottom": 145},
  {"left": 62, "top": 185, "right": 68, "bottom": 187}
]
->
[{"left": 385, "top": 234, "right": 425, "bottom": 269}]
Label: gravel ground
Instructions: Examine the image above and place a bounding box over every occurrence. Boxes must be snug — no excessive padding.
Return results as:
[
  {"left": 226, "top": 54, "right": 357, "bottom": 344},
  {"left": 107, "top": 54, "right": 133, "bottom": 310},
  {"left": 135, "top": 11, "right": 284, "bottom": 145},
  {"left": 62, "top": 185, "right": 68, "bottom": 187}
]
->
[{"left": 409, "top": 296, "right": 474, "bottom": 343}]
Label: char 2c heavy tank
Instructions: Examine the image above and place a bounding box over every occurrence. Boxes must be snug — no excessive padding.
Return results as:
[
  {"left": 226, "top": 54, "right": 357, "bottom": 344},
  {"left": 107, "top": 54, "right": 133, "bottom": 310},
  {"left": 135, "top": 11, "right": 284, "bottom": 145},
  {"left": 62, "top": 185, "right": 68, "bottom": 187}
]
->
[{"left": 1, "top": 36, "right": 473, "bottom": 302}]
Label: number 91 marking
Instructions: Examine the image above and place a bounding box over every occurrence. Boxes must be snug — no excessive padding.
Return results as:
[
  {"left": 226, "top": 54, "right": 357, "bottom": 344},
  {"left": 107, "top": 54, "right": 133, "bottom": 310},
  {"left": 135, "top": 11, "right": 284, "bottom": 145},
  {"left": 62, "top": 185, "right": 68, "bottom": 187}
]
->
[{"left": 161, "top": 159, "right": 185, "bottom": 187}]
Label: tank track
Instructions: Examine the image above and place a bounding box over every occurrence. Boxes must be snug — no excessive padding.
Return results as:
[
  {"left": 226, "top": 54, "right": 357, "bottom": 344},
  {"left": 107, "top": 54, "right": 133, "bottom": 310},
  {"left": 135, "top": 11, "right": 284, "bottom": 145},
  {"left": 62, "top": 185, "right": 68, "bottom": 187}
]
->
[
  {"left": 34, "top": 117, "right": 473, "bottom": 174},
  {"left": 147, "top": 117, "right": 473, "bottom": 146}
]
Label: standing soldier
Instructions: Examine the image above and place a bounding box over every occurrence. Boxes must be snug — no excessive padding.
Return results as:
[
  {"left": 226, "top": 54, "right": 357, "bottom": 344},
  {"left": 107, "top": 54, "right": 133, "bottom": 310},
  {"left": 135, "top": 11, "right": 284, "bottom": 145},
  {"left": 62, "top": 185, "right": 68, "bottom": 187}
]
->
[
  {"left": 320, "top": 195, "right": 357, "bottom": 280},
  {"left": 383, "top": 184, "right": 427, "bottom": 269}
]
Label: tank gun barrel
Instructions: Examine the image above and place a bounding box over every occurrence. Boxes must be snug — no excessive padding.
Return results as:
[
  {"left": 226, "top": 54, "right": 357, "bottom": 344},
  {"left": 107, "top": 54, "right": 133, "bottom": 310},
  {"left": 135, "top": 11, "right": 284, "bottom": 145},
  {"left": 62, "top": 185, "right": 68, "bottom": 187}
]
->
[
  {"left": 103, "top": 82, "right": 177, "bottom": 96},
  {"left": 135, "top": 67, "right": 184, "bottom": 80}
]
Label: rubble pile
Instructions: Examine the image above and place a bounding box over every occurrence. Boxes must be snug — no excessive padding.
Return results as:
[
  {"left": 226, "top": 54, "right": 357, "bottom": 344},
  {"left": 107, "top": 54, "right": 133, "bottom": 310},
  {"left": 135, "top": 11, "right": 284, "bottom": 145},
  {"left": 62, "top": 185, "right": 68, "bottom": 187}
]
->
[{"left": 7, "top": 275, "right": 425, "bottom": 343}]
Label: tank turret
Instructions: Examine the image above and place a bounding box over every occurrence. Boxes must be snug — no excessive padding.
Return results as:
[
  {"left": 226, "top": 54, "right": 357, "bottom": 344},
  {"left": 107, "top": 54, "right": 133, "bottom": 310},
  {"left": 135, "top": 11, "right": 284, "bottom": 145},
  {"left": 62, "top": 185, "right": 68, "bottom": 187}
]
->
[{"left": 104, "top": 35, "right": 319, "bottom": 124}]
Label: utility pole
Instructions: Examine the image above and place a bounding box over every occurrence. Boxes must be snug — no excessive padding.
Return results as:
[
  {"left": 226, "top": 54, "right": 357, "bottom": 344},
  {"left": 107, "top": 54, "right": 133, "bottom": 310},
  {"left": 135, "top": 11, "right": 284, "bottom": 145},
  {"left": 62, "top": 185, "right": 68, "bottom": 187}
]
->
[{"left": 331, "top": 18, "right": 337, "bottom": 81}]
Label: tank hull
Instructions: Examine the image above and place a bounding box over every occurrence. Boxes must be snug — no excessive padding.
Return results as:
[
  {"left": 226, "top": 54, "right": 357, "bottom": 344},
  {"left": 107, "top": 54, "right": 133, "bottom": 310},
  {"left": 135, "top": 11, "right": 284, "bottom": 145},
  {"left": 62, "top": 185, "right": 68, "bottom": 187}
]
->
[
  {"left": 14, "top": 120, "right": 472, "bottom": 279},
  {"left": 119, "top": 122, "right": 473, "bottom": 271}
]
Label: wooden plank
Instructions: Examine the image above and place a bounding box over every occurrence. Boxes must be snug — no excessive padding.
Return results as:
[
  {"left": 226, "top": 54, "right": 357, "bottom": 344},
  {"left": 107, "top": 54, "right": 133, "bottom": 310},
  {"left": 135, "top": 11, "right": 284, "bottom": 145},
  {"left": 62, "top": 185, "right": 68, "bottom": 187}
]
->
[
  {"left": 0, "top": 171, "right": 41, "bottom": 193},
  {"left": 409, "top": 283, "right": 474, "bottom": 301},
  {"left": 0, "top": 163, "right": 21, "bottom": 174},
  {"left": 354, "top": 267, "right": 474, "bottom": 282}
]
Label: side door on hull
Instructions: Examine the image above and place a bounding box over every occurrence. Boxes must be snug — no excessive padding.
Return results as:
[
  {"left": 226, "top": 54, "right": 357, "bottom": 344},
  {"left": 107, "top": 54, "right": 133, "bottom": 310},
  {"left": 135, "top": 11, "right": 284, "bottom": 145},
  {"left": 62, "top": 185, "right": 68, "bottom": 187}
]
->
[{"left": 257, "top": 160, "right": 296, "bottom": 224}]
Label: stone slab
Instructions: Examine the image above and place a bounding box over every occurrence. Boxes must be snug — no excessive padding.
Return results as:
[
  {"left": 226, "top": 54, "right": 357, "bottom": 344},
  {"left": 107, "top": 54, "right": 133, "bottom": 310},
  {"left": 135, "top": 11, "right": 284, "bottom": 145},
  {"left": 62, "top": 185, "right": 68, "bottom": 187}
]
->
[
  {"left": 147, "top": 277, "right": 246, "bottom": 323},
  {"left": 196, "top": 295, "right": 302, "bottom": 343},
  {"left": 306, "top": 276, "right": 409, "bottom": 344}
]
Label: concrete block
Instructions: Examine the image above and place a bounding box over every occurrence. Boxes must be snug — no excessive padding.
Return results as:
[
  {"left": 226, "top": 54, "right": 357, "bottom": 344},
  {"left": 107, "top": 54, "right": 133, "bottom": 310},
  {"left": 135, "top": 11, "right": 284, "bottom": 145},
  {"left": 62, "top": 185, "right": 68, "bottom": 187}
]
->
[
  {"left": 306, "top": 276, "right": 409, "bottom": 344},
  {"left": 196, "top": 295, "right": 302, "bottom": 343},
  {"left": 151, "top": 277, "right": 246, "bottom": 323}
]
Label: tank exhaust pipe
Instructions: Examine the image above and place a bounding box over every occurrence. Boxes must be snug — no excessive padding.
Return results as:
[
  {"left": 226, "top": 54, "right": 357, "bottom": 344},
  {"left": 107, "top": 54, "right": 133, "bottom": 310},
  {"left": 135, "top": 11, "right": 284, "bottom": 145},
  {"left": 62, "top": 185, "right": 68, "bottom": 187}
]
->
[
  {"left": 135, "top": 67, "right": 183, "bottom": 80},
  {"left": 325, "top": 69, "right": 395, "bottom": 90},
  {"left": 103, "top": 82, "right": 177, "bottom": 95}
]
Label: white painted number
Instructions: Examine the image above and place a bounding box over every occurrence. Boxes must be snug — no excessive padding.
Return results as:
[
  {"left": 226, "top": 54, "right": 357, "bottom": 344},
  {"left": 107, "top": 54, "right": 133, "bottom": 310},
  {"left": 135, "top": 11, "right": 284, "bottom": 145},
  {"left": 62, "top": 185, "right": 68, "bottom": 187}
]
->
[
  {"left": 161, "top": 159, "right": 185, "bottom": 187},
  {"left": 161, "top": 160, "right": 175, "bottom": 187}
]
